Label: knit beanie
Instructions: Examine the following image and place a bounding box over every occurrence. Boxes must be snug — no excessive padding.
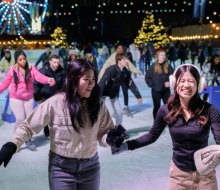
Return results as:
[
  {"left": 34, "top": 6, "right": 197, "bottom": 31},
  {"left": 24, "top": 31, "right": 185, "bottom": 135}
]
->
[
  {"left": 69, "top": 49, "right": 79, "bottom": 56},
  {"left": 194, "top": 144, "right": 220, "bottom": 175},
  {"left": 14, "top": 50, "right": 26, "bottom": 62}
]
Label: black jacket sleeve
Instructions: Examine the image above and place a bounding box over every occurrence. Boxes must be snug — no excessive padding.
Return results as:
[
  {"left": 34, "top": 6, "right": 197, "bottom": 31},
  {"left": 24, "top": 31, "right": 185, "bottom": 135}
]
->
[
  {"left": 98, "top": 67, "right": 112, "bottom": 95},
  {"left": 121, "top": 67, "right": 141, "bottom": 99},
  {"left": 98, "top": 75, "right": 107, "bottom": 95},
  {"left": 127, "top": 79, "right": 141, "bottom": 99},
  {"left": 33, "top": 68, "right": 45, "bottom": 101},
  {"left": 121, "top": 82, "right": 129, "bottom": 106}
]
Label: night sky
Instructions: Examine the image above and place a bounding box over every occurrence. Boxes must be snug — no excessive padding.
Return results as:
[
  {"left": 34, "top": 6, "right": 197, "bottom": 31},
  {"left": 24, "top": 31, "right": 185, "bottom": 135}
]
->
[{"left": 46, "top": 0, "right": 220, "bottom": 42}]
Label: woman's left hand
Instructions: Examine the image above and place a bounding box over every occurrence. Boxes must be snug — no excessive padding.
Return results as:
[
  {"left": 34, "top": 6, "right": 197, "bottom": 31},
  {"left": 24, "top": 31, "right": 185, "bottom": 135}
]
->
[
  {"left": 164, "top": 82, "right": 170, "bottom": 88},
  {"left": 48, "top": 78, "right": 56, "bottom": 86}
]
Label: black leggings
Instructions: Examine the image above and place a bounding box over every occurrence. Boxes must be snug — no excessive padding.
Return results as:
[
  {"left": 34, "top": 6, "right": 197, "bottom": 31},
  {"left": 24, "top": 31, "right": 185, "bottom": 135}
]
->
[{"left": 152, "top": 89, "right": 170, "bottom": 119}]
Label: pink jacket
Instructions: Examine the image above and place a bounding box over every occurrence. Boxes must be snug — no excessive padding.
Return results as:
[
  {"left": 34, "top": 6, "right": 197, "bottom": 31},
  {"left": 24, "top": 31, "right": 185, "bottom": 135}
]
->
[{"left": 0, "top": 65, "right": 50, "bottom": 100}]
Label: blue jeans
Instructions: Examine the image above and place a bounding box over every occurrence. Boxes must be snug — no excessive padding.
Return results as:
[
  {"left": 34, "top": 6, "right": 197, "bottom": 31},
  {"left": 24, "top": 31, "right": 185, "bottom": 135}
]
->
[{"left": 48, "top": 151, "right": 100, "bottom": 190}]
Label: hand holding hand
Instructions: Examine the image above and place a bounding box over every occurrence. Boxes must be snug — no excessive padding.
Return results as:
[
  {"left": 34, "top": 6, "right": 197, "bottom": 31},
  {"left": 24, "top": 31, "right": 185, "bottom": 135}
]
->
[
  {"left": 0, "top": 142, "right": 17, "bottom": 167},
  {"left": 111, "top": 142, "right": 128, "bottom": 155},
  {"left": 48, "top": 78, "right": 56, "bottom": 86},
  {"left": 106, "top": 125, "right": 127, "bottom": 149}
]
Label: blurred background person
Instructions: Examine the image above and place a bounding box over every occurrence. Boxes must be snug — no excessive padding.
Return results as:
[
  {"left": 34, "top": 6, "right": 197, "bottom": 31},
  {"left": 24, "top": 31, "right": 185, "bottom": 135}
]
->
[
  {"left": 0, "top": 49, "right": 14, "bottom": 74},
  {"left": 34, "top": 54, "right": 65, "bottom": 137},
  {"left": 98, "top": 43, "right": 141, "bottom": 80},
  {"left": 144, "top": 45, "right": 152, "bottom": 72},
  {"left": 210, "top": 54, "right": 220, "bottom": 86},
  {"left": 177, "top": 43, "right": 188, "bottom": 65},
  {"left": 168, "top": 43, "right": 177, "bottom": 69},
  {"left": 0, "top": 50, "right": 55, "bottom": 150},
  {"left": 68, "top": 49, "right": 79, "bottom": 63},
  {"left": 35, "top": 44, "right": 52, "bottom": 68},
  {"left": 97, "top": 45, "right": 110, "bottom": 71},
  {"left": 99, "top": 52, "right": 142, "bottom": 126},
  {"left": 197, "top": 46, "right": 206, "bottom": 71},
  {"left": 84, "top": 46, "right": 98, "bottom": 69},
  {"left": 189, "top": 40, "right": 198, "bottom": 65},
  {"left": 99, "top": 44, "right": 141, "bottom": 113},
  {"left": 145, "top": 49, "right": 174, "bottom": 119}
]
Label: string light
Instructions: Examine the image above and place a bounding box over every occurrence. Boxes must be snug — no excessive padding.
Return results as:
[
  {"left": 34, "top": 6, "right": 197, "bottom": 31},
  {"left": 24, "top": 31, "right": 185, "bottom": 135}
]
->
[
  {"left": 0, "top": 39, "right": 52, "bottom": 48},
  {"left": 171, "top": 23, "right": 220, "bottom": 41},
  {"left": 170, "top": 35, "right": 219, "bottom": 41},
  {"left": 134, "top": 11, "right": 170, "bottom": 49}
]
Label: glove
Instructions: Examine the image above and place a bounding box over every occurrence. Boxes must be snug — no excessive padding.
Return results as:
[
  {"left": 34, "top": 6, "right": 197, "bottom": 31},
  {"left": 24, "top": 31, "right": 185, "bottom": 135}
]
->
[
  {"left": 194, "top": 145, "right": 220, "bottom": 175},
  {"left": 116, "top": 124, "right": 126, "bottom": 134},
  {"left": 112, "top": 142, "right": 128, "bottom": 155},
  {"left": 0, "top": 142, "right": 17, "bottom": 167},
  {"left": 106, "top": 125, "right": 127, "bottom": 149}
]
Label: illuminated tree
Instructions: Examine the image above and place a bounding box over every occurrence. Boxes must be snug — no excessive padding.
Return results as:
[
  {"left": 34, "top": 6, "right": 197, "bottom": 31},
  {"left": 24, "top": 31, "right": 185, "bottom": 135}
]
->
[
  {"left": 134, "top": 11, "right": 170, "bottom": 49},
  {"left": 51, "top": 27, "right": 67, "bottom": 48}
]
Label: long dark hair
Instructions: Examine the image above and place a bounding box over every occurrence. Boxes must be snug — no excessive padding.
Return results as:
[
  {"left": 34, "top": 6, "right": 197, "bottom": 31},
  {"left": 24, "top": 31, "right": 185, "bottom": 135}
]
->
[
  {"left": 63, "top": 58, "right": 101, "bottom": 133},
  {"left": 13, "top": 59, "right": 31, "bottom": 89},
  {"left": 165, "top": 65, "right": 208, "bottom": 126}
]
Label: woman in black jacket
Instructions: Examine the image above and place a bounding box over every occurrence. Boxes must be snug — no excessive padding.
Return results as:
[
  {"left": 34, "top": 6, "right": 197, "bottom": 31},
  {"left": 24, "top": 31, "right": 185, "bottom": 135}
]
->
[{"left": 145, "top": 49, "right": 174, "bottom": 119}]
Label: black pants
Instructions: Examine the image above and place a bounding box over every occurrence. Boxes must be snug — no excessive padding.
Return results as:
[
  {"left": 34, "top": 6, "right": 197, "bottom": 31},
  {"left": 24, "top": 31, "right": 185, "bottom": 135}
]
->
[
  {"left": 121, "top": 83, "right": 129, "bottom": 107},
  {"left": 152, "top": 89, "right": 170, "bottom": 119}
]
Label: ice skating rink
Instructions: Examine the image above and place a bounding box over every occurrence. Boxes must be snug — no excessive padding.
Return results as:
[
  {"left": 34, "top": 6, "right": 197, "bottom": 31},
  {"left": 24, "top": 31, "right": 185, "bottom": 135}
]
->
[{"left": 0, "top": 75, "right": 219, "bottom": 190}]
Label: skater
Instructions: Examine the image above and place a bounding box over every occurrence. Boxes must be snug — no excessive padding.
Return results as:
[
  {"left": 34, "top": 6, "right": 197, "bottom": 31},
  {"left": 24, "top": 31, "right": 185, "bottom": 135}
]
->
[
  {"left": 0, "top": 50, "right": 55, "bottom": 150},
  {"left": 0, "top": 49, "right": 14, "bottom": 73},
  {"left": 99, "top": 52, "right": 142, "bottom": 126},
  {"left": 34, "top": 54, "right": 65, "bottom": 137},
  {"left": 113, "top": 64, "right": 220, "bottom": 190},
  {"left": 99, "top": 43, "right": 141, "bottom": 112},
  {"left": 35, "top": 44, "right": 52, "bottom": 68},
  {"left": 145, "top": 49, "right": 174, "bottom": 119},
  {"left": 0, "top": 58, "right": 125, "bottom": 190}
]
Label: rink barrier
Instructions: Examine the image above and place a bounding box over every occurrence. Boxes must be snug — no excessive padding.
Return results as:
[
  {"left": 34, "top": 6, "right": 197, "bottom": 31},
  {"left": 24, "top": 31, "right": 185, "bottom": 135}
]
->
[{"left": 201, "top": 86, "right": 220, "bottom": 111}]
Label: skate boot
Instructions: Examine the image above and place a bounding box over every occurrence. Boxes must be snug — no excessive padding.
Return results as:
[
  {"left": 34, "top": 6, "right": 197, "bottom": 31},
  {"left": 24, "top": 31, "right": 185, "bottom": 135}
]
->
[
  {"left": 123, "top": 106, "right": 133, "bottom": 117},
  {"left": 25, "top": 140, "right": 37, "bottom": 151}
]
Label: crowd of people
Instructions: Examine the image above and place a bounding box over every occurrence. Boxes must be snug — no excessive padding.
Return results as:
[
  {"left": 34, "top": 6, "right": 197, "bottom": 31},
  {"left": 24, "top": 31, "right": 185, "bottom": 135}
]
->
[{"left": 0, "top": 40, "right": 219, "bottom": 189}]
